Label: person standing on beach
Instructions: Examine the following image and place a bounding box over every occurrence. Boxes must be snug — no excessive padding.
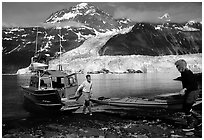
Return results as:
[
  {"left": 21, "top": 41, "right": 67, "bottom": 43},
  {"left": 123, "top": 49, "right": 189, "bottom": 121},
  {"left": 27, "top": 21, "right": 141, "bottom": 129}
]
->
[
  {"left": 75, "top": 74, "right": 93, "bottom": 115},
  {"left": 175, "top": 59, "right": 201, "bottom": 132}
]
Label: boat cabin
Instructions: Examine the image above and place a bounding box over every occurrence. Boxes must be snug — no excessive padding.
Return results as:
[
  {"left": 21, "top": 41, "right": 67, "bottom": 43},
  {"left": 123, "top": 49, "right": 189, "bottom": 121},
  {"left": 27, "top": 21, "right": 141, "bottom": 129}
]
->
[{"left": 29, "top": 70, "right": 78, "bottom": 98}]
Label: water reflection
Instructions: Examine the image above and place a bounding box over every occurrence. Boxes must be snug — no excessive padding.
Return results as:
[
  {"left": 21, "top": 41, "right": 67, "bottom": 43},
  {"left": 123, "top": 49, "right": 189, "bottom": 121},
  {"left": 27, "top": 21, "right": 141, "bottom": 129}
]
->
[{"left": 77, "top": 73, "right": 182, "bottom": 98}]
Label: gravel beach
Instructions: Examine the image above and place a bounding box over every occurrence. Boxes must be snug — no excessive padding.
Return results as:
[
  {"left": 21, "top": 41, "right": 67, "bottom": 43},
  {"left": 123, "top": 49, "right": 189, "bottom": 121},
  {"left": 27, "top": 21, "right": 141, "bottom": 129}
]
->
[{"left": 2, "top": 104, "right": 202, "bottom": 138}]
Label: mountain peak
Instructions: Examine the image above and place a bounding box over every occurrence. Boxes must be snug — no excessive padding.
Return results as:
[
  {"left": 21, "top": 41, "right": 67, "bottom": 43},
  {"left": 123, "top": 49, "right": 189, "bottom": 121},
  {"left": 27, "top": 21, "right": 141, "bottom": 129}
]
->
[
  {"left": 72, "top": 2, "right": 95, "bottom": 13},
  {"left": 158, "top": 13, "right": 171, "bottom": 22},
  {"left": 45, "top": 2, "right": 101, "bottom": 24},
  {"left": 76, "top": 2, "right": 88, "bottom": 9},
  {"left": 187, "top": 20, "right": 202, "bottom": 25},
  {"left": 44, "top": 2, "right": 132, "bottom": 32}
]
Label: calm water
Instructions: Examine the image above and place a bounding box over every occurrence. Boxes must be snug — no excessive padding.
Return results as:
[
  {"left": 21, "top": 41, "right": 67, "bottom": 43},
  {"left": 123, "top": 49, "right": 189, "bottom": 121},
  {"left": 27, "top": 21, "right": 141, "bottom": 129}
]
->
[{"left": 2, "top": 73, "right": 182, "bottom": 119}]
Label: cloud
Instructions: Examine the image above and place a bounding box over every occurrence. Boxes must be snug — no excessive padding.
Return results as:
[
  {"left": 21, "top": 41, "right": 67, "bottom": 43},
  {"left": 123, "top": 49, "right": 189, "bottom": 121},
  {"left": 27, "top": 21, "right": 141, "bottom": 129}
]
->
[
  {"left": 42, "top": 21, "right": 85, "bottom": 28},
  {"left": 2, "top": 21, "right": 19, "bottom": 27},
  {"left": 113, "top": 6, "right": 163, "bottom": 23},
  {"left": 113, "top": 3, "right": 202, "bottom": 23},
  {"left": 107, "top": 3, "right": 118, "bottom": 8}
]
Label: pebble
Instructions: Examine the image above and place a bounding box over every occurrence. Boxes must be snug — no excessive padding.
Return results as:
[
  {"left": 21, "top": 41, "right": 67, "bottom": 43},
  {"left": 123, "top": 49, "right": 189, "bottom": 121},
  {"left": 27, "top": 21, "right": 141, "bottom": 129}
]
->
[
  {"left": 65, "top": 134, "right": 78, "bottom": 138},
  {"left": 185, "top": 132, "right": 194, "bottom": 136},
  {"left": 171, "top": 134, "right": 183, "bottom": 138},
  {"left": 136, "top": 134, "right": 148, "bottom": 138},
  {"left": 101, "top": 127, "right": 108, "bottom": 131},
  {"left": 170, "top": 130, "right": 175, "bottom": 134}
]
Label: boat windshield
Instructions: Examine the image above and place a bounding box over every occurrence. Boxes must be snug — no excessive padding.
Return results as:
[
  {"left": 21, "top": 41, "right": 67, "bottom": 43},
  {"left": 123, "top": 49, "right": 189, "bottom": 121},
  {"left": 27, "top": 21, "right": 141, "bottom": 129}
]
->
[
  {"left": 40, "top": 77, "right": 52, "bottom": 89},
  {"left": 52, "top": 77, "right": 65, "bottom": 89}
]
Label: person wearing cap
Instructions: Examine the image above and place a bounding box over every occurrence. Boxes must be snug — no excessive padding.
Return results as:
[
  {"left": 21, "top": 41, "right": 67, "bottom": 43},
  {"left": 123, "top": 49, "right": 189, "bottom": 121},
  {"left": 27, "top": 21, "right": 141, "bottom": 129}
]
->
[
  {"left": 75, "top": 74, "right": 93, "bottom": 116},
  {"left": 175, "top": 59, "right": 201, "bottom": 132}
]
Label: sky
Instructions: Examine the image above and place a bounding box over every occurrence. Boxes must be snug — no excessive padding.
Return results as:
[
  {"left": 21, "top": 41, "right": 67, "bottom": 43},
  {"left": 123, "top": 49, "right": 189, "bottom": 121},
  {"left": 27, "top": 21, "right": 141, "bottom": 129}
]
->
[{"left": 2, "top": 1, "right": 202, "bottom": 27}]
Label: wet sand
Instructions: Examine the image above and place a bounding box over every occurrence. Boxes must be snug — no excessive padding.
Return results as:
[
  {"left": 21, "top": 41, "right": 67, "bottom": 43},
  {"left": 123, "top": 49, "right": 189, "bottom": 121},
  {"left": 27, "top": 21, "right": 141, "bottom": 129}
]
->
[{"left": 2, "top": 105, "right": 202, "bottom": 138}]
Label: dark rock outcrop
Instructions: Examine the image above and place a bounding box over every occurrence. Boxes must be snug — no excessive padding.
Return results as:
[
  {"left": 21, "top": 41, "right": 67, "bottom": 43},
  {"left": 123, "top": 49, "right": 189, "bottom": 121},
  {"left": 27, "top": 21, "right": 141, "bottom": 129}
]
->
[{"left": 99, "top": 23, "right": 202, "bottom": 56}]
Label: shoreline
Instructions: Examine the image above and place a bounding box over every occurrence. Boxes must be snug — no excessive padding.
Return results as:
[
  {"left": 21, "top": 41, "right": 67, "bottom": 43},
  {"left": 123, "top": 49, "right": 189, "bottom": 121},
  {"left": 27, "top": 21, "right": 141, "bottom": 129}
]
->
[
  {"left": 3, "top": 72, "right": 202, "bottom": 76},
  {"left": 2, "top": 105, "right": 202, "bottom": 138}
]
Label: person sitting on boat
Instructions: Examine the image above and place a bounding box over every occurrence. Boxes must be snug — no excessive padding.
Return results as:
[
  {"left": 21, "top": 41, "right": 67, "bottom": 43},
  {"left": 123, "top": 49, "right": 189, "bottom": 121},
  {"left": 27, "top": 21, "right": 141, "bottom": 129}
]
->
[
  {"left": 40, "top": 80, "right": 47, "bottom": 89},
  {"left": 175, "top": 59, "right": 201, "bottom": 132},
  {"left": 75, "top": 74, "right": 93, "bottom": 116}
]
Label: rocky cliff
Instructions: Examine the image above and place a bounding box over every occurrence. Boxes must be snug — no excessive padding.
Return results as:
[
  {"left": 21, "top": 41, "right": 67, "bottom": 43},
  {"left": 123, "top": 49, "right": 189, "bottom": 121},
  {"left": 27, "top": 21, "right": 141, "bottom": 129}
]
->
[{"left": 99, "top": 22, "right": 202, "bottom": 56}]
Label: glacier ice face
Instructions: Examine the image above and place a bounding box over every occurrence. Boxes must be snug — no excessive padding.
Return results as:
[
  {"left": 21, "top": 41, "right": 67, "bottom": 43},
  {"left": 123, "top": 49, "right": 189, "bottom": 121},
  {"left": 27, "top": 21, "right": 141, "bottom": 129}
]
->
[
  {"left": 17, "top": 53, "right": 202, "bottom": 75},
  {"left": 47, "top": 53, "right": 202, "bottom": 74}
]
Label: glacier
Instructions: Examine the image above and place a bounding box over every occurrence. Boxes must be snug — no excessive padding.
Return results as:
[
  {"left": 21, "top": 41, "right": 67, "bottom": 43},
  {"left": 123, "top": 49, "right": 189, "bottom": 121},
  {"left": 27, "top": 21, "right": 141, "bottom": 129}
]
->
[
  {"left": 48, "top": 53, "right": 202, "bottom": 74},
  {"left": 17, "top": 26, "right": 202, "bottom": 75}
]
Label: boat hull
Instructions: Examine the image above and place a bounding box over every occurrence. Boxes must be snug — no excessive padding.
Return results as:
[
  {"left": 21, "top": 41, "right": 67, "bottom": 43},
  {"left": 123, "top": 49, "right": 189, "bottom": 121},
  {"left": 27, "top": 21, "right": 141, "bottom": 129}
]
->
[
  {"left": 90, "top": 94, "right": 202, "bottom": 111},
  {"left": 91, "top": 98, "right": 183, "bottom": 110},
  {"left": 23, "top": 95, "right": 62, "bottom": 113},
  {"left": 22, "top": 87, "right": 63, "bottom": 113}
]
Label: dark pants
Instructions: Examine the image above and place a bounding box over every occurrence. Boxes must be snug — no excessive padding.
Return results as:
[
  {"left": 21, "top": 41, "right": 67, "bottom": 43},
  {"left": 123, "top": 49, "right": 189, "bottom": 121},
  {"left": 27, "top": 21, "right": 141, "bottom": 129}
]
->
[
  {"left": 183, "top": 90, "right": 201, "bottom": 126},
  {"left": 183, "top": 90, "right": 199, "bottom": 115}
]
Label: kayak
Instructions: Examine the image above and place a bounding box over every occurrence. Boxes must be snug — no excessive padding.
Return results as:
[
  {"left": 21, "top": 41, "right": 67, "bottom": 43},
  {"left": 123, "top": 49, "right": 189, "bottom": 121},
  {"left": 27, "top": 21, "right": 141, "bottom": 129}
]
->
[{"left": 90, "top": 92, "right": 202, "bottom": 111}]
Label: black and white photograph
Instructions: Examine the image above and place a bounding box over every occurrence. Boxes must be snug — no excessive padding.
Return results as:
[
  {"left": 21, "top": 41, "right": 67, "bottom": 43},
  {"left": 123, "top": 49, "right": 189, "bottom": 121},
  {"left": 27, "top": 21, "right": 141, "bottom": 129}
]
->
[{"left": 2, "top": 1, "right": 202, "bottom": 138}]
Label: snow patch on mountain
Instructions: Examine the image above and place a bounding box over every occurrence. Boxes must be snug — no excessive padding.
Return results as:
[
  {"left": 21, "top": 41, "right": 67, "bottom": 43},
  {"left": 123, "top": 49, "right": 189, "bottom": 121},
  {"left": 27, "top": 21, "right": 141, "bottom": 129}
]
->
[
  {"left": 175, "top": 26, "right": 200, "bottom": 31},
  {"left": 158, "top": 13, "right": 171, "bottom": 22},
  {"left": 5, "top": 44, "right": 21, "bottom": 54},
  {"left": 49, "top": 26, "right": 133, "bottom": 62}
]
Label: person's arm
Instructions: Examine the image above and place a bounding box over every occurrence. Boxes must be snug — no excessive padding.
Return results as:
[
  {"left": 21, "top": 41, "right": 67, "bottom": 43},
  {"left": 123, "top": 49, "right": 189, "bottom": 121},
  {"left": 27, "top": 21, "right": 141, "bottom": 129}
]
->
[
  {"left": 90, "top": 82, "right": 93, "bottom": 97},
  {"left": 75, "top": 82, "right": 84, "bottom": 95},
  {"left": 179, "top": 88, "right": 187, "bottom": 95}
]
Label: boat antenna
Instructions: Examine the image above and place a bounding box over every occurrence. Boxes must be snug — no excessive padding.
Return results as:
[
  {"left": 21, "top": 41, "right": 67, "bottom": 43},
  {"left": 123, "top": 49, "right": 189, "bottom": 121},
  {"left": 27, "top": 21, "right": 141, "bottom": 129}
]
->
[
  {"left": 31, "top": 26, "right": 38, "bottom": 64},
  {"left": 35, "top": 26, "right": 38, "bottom": 54},
  {"left": 58, "top": 27, "right": 63, "bottom": 71}
]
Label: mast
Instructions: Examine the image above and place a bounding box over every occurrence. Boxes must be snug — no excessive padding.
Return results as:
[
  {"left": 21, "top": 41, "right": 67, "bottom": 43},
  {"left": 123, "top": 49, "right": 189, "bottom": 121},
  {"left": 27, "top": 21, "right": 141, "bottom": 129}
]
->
[
  {"left": 58, "top": 27, "right": 62, "bottom": 71},
  {"left": 31, "top": 26, "right": 38, "bottom": 64},
  {"left": 35, "top": 26, "right": 38, "bottom": 53}
]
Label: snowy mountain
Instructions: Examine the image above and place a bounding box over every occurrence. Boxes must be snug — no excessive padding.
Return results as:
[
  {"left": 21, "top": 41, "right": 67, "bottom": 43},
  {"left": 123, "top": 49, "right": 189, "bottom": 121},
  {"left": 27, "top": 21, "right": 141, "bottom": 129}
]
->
[
  {"left": 17, "top": 26, "right": 202, "bottom": 74},
  {"left": 158, "top": 13, "right": 171, "bottom": 22},
  {"left": 2, "top": 2, "right": 202, "bottom": 74},
  {"left": 45, "top": 3, "right": 133, "bottom": 32},
  {"left": 3, "top": 3, "right": 134, "bottom": 74},
  {"left": 46, "top": 23, "right": 202, "bottom": 74}
]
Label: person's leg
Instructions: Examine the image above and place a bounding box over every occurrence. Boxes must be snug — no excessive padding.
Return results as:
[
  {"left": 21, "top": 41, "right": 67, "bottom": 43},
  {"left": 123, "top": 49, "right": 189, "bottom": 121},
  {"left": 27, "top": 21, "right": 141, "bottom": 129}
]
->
[
  {"left": 82, "top": 92, "right": 88, "bottom": 114},
  {"left": 87, "top": 100, "right": 92, "bottom": 115},
  {"left": 189, "top": 90, "right": 202, "bottom": 126},
  {"left": 83, "top": 100, "right": 90, "bottom": 114},
  {"left": 82, "top": 102, "right": 87, "bottom": 114},
  {"left": 182, "top": 103, "right": 195, "bottom": 131},
  {"left": 182, "top": 91, "right": 197, "bottom": 131},
  {"left": 187, "top": 90, "right": 201, "bottom": 126}
]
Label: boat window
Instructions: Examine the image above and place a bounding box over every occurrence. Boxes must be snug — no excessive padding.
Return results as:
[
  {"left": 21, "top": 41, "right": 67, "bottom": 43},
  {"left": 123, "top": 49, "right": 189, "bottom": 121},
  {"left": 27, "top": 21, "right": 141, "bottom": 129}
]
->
[
  {"left": 52, "top": 77, "right": 64, "bottom": 88},
  {"left": 40, "top": 77, "right": 52, "bottom": 89},
  {"left": 30, "top": 76, "right": 38, "bottom": 88},
  {"left": 65, "top": 74, "right": 77, "bottom": 87},
  {"left": 61, "top": 78, "right": 65, "bottom": 84},
  {"left": 69, "top": 77, "right": 75, "bottom": 85}
]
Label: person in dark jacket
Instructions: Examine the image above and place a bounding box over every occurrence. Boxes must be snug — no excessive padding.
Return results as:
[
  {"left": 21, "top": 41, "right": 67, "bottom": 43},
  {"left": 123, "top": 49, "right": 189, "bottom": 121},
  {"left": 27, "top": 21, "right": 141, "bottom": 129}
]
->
[{"left": 175, "top": 59, "right": 201, "bottom": 132}]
